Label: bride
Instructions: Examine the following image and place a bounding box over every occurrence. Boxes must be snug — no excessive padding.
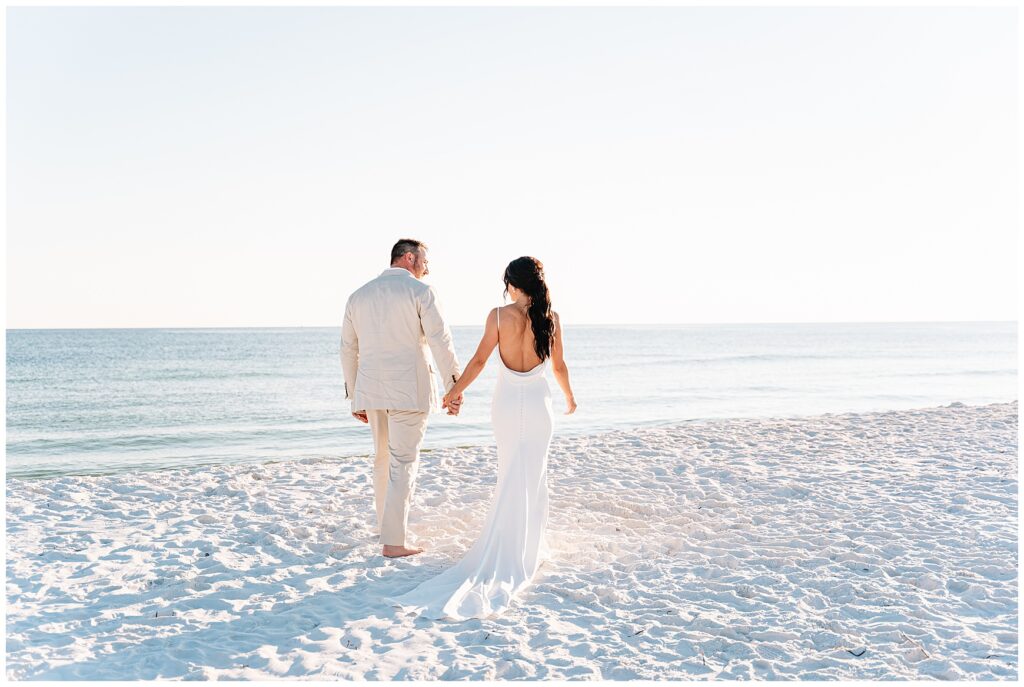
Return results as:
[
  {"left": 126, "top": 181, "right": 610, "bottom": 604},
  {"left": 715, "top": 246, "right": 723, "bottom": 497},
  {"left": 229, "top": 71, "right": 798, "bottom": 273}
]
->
[{"left": 392, "top": 256, "right": 577, "bottom": 620}]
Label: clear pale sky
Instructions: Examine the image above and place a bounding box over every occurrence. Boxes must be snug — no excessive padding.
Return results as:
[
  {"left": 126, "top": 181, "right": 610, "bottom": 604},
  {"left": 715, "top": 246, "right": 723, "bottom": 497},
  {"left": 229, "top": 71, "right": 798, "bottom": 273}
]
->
[{"left": 6, "top": 6, "right": 1018, "bottom": 328}]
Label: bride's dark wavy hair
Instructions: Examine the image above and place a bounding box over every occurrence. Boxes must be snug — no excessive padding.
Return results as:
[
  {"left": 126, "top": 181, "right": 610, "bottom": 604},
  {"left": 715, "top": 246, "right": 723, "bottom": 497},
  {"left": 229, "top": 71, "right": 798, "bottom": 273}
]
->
[{"left": 503, "top": 256, "right": 554, "bottom": 361}]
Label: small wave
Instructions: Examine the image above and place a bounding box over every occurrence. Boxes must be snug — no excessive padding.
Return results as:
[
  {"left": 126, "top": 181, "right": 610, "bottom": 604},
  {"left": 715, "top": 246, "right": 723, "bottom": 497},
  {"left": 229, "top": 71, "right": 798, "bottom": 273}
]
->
[
  {"left": 882, "top": 369, "right": 1016, "bottom": 379},
  {"left": 6, "top": 424, "right": 353, "bottom": 454}
]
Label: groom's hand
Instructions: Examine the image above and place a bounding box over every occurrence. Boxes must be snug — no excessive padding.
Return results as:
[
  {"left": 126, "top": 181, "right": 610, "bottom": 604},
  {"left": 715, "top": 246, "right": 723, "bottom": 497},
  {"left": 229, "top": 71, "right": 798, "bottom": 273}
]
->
[{"left": 352, "top": 411, "right": 368, "bottom": 423}]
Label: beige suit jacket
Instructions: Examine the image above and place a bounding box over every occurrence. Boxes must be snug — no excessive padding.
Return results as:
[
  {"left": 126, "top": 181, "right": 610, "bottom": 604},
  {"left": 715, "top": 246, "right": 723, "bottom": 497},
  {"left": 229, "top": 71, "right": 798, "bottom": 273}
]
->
[{"left": 340, "top": 268, "right": 461, "bottom": 413}]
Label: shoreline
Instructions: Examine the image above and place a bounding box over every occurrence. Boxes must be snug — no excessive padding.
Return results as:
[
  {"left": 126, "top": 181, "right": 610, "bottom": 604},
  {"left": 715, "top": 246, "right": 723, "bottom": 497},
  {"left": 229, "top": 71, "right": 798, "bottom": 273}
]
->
[
  {"left": 6, "top": 400, "right": 1018, "bottom": 679},
  {"left": 6, "top": 399, "right": 1016, "bottom": 483},
  {"left": 7, "top": 320, "right": 1016, "bottom": 331}
]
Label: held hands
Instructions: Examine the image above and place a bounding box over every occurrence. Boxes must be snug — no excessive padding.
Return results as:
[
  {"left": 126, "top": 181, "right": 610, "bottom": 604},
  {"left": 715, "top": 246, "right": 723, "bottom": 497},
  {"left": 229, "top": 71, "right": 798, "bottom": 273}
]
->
[
  {"left": 352, "top": 411, "right": 368, "bottom": 424},
  {"left": 442, "top": 391, "right": 464, "bottom": 416}
]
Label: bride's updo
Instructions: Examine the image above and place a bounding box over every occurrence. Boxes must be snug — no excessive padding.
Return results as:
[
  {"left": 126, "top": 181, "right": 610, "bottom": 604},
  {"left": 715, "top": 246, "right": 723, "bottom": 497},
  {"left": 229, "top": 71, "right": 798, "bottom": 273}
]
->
[{"left": 503, "top": 256, "right": 554, "bottom": 361}]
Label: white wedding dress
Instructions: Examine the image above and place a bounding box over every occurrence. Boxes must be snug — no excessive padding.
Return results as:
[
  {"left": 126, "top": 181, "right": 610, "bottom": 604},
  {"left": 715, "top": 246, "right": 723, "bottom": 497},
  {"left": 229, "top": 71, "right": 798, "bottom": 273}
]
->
[{"left": 392, "top": 313, "right": 554, "bottom": 620}]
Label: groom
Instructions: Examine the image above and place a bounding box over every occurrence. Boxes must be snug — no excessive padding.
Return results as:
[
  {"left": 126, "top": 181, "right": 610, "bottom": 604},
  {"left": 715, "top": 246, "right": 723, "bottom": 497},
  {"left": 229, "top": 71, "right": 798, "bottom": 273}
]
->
[{"left": 341, "top": 238, "right": 463, "bottom": 558}]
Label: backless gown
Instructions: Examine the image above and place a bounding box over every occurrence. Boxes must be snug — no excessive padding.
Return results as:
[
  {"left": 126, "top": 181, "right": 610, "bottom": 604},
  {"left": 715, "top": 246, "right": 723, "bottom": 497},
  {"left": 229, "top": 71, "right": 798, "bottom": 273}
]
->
[{"left": 392, "top": 308, "right": 554, "bottom": 620}]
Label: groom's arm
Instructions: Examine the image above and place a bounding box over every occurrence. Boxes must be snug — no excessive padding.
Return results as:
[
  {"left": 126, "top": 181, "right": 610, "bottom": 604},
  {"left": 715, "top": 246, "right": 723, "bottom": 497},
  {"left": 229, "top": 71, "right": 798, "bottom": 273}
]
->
[
  {"left": 418, "top": 285, "right": 461, "bottom": 394},
  {"left": 340, "top": 298, "right": 361, "bottom": 415}
]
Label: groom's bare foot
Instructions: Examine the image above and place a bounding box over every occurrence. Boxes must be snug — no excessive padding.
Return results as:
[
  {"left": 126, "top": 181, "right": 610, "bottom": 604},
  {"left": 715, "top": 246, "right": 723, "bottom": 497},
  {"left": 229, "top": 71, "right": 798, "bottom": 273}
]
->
[{"left": 382, "top": 544, "right": 424, "bottom": 558}]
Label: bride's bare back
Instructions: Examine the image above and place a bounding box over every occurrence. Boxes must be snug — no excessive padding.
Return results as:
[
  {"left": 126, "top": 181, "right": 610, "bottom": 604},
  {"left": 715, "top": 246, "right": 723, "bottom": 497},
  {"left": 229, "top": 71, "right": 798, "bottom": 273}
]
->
[
  {"left": 441, "top": 295, "right": 576, "bottom": 416},
  {"left": 496, "top": 304, "right": 544, "bottom": 373}
]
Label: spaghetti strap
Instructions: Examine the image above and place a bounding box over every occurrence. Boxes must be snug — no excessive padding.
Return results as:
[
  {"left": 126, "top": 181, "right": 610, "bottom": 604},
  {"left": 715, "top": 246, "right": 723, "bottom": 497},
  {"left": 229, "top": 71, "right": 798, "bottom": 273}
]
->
[{"left": 496, "top": 306, "right": 500, "bottom": 339}]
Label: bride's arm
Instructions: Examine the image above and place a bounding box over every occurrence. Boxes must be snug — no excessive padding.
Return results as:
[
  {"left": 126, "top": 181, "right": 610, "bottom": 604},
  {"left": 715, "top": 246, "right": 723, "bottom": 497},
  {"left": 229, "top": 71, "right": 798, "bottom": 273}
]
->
[
  {"left": 550, "top": 312, "right": 577, "bottom": 414},
  {"left": 444, "top": 308, "right": 498, "bottom": 405}
]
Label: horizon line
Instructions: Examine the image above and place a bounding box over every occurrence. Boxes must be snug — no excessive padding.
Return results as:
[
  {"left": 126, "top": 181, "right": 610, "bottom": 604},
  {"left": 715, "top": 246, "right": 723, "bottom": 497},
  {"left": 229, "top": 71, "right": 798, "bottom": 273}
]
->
[{"left": 5, "top": 319, "right": 1017, "bottom": 332}]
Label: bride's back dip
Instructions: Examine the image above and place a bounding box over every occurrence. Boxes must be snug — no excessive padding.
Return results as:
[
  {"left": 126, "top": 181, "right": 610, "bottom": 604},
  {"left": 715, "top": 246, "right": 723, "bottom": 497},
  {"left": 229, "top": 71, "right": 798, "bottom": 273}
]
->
[
  {"left": 495, "top": 302, "right": 545, "bottom": 373},
  {"left": 392, "top": 256, "right": 576, "bottom": 620}
]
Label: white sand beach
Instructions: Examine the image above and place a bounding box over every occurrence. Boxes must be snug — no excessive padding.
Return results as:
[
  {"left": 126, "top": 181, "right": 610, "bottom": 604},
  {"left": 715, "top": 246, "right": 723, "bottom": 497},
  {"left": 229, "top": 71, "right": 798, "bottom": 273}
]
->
[{"left": 5, "top": 401, "right": 1017, "bottom": 680}]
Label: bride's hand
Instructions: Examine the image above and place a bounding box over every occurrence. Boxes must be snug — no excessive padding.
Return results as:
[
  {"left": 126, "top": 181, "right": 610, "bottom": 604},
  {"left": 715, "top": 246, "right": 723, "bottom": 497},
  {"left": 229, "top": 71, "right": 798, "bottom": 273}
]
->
[{"left": 565, "top": 396, "right": 577, "bottom": 415}]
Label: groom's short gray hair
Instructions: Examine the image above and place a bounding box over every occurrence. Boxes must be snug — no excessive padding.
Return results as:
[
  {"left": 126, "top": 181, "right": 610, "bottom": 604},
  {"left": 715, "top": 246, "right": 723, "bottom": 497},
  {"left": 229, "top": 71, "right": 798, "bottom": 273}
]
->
[{"left": 391, "top": 238, "right": 427, "bottom": 264}]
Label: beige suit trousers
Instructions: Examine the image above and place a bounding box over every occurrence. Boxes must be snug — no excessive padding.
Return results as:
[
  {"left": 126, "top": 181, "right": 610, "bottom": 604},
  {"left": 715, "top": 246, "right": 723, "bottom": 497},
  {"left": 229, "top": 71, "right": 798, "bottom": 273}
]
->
[{"left": 366, "top": 408, "right": 429, "bottom": 546}]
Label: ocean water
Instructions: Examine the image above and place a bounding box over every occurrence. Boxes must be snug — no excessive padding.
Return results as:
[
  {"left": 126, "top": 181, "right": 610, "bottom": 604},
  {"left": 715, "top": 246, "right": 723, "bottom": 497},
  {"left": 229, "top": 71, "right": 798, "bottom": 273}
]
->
[{"left": 5, "top": 322, "right": 1017, "bottom": 479}]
